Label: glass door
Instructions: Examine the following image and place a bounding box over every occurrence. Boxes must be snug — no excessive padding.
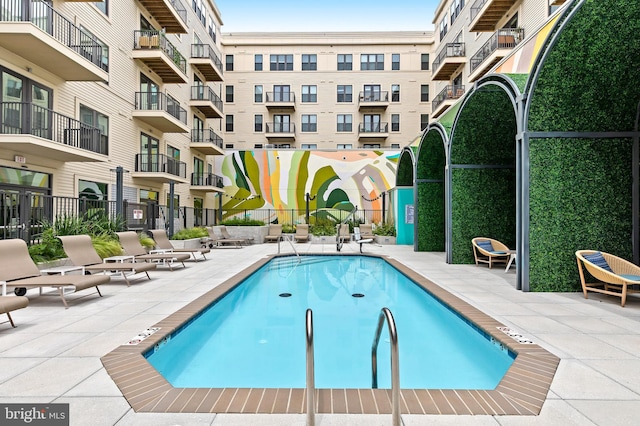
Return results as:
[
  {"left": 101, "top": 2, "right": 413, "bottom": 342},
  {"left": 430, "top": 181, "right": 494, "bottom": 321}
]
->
[
  {"left": 140, "top": 74, "right": 159, "bottom": 111},
  {"left": 140, "top": 133, "right": 159, "bottom": 172}
]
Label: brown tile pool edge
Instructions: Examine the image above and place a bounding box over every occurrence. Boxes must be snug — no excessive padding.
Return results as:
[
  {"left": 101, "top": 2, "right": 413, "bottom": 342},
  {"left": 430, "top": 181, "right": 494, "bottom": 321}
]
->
[{"left": 100, "top": 253, "right": 559, "bottom": 415}]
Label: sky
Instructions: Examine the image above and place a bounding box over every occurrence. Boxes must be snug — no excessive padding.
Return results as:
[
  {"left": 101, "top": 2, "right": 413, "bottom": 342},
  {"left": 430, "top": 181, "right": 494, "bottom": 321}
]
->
[{"left": 214, "top": 0, "right": 440, "bottom": 33}]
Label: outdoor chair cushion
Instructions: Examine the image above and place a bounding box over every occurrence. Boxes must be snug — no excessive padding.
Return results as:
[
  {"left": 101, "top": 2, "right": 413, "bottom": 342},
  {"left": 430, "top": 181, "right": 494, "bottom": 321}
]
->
[{"left": 583, "top": 251, "right": 613, "bottom": 272}]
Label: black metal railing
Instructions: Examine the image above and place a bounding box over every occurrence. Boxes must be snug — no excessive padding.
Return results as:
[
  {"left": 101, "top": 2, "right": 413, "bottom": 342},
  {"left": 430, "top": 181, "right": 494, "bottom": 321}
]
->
[
  {"left": 432, "top": 85, "right": 465, "bottom": 111},
  {"left": 359, "top": 91, "right": 389, "bottom": 103},
  {"left": 470, "top": 0, "right": 488, "bottom": 23},
  {"left": 470, "top": 28, "right": 524, "bottom": 72},
  {"left": 432, "top": 42, "right": 466, "bottom": 73},
  {"left": 359, "top": 122, "right": 389, "bottom": 133},
  {"left": 0, "top": 102, "right": 107, "bottom": 154},
  {"left": 266, "top": 122, "right": 295, "bottom": 133},
  {"left": 167, "top": 0, "right": 187, "bottom": 24},
  {"left": 266, "top": 92, "right": 295, "bottom": 103},
  {"left": 0, "top": 0, "right": 108, "bottom": 71},
  {"left": 134, "top": 92, "right": 187, "bottom": 124},
  {"left": 191, "top": 128, "right": 223, "bottom": 148},
  {"left": 133, "top": 30, "right": 186, "bottom": 74},
  {"left": 190, "top": 173, "right": 223, "bottom": 188},
  {"left": 190, "top": 86, "right": 223, "bottom": 112},
  {"left": 191, "top": 43, "right": 223, "bottom": 74},
  {"left": 134, "top": 153, "right": 186, "bottom": 178}
]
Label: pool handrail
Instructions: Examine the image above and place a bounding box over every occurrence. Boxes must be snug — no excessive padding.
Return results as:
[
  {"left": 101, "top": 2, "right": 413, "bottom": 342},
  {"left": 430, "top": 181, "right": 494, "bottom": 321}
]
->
[
  {"left": 306, "top": 308, "right": 315, "bottom": 426},
  {"left": 371, "top": 307, "right": 400, "bottom": 426},
  {"left": 336, "top": 207, "right": 358, "bottom": 252}
]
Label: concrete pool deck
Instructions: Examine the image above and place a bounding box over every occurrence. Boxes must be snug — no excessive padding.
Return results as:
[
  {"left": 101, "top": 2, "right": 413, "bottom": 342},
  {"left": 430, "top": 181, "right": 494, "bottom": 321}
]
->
[{"left": 1, "top": 242, "right": 640, "bottom": 425}]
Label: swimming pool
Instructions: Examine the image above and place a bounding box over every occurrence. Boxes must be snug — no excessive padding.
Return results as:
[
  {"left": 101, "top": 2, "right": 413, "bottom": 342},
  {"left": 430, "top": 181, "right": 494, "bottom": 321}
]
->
[{"left": 146, "top": 255, "right": 514, "bottom": 389}]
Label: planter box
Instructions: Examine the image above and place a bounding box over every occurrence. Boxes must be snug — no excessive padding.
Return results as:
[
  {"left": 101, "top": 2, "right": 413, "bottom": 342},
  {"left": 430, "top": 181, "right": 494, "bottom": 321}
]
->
[
  {"left": 214, "top": 225, "right": 269, "bottom": 244},
  {"left": 169, "top": 237, "right": 202, "bottom": 249},
  {"left": 311, "top": 235, "right": 336, "bottom": 244},
  {"left": 375, "top": 236, "right": 396, "bottom": 245}
]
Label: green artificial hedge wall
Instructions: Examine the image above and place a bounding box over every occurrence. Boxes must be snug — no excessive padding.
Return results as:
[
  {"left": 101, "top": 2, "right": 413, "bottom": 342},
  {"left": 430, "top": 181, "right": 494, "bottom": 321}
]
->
[
  {"left": 529, "top": 138, "right": 633, "bottom": 292},
  {"left": 396, "top": 151, "right": 414, "bottom": 186},
  {"left": 528, "top": 0, "right": 640, "bottom": 132},
  {"left": 416, "top": 131, "right": 446, "bottom": 251},
  {"left": 450, "top": 88, "right": 517, "bottom": 263}
]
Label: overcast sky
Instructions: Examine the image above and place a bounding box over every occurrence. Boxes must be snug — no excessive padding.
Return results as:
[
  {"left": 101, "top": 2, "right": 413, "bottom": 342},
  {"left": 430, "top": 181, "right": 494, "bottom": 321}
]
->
[{"left": 215, "top": 0, "right": 440, "bottom": 33}]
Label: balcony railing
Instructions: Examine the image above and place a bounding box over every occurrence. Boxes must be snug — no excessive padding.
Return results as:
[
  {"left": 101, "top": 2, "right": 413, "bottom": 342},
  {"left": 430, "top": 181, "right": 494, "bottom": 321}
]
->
[
  {"left": 358, "top": 122, "right": 389, "bottom": 133},
  {"left": 359, "top": 91, "right": 389, "bottom": 103},
  {"left": 0, "top": 102, "right": 107, "bottom": 154},
  {"left": 191, "top": 128, "right": 223, "bottom": 148},
  {"left": 470, "top": 0, "right": 488, "bottom": 23},
  {"left": 266, "top": 92, "right": 295, "bottom": 103},
  {"left": 167, "top": 0, "right": 187, "bottom": 24},
  {"left": 191, "top": 43, "right": 223, "bottom": 73},
  {"left": 470, "top": 28, "right": 524, "bottom": 72},
  {"left": 135, "top": 153, "right": 186, "bottom": 178},
  {"left": 432, "top": 42, "right": 466, "bottom": 73},
  {"left": 190, "top": 86, "right": 223, "bottom": 112},
  {"left": 0, "top": 0, "right": 108, "bottom": 71},
  {"left": 133, "top": 30, "right": 186, "bottom": 74},
  {"left": 191, "top": 173, "right": 223, "bottom": 188},
  {"left": 432, "top": 85, "right": 465, "bottom": 111},
  {"left": 266, "top": 122, "right": 296, "bottom": 133},
  {"left": 134, "top": 92, "right": 187, "bottom": 124}
]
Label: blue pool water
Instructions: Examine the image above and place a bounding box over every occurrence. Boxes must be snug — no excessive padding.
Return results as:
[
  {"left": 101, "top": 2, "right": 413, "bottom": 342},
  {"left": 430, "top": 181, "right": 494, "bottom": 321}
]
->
[{"left": 147, "top": 255, "right": 514, "bottom": 389}]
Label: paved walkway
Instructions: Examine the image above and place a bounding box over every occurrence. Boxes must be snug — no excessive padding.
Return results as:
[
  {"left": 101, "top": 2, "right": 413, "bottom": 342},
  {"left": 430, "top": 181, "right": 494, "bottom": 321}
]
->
[{"left": 1, "top": 242, "right": 639, "bottom": 425}]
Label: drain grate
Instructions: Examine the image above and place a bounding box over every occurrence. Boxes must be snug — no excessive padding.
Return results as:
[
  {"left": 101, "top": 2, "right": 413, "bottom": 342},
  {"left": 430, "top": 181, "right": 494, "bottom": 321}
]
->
[
  {"left": 279, "top": 293, "right": 292, "bottom": 297},
  {"left": 352, "top": 293, "right": 365, "bottom": 298}
]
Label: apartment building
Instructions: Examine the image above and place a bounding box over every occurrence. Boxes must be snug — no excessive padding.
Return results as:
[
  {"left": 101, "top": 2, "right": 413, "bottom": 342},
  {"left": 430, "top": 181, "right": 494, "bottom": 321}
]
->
[
  {"left": 0, "top": 0, "right": 225, "bottom": 229},
  {"left": 220, "top": 32, "right": 434, "bottom": 150},
  {"left": 430, "top": 0, "right": 567, "bottom": 118}
]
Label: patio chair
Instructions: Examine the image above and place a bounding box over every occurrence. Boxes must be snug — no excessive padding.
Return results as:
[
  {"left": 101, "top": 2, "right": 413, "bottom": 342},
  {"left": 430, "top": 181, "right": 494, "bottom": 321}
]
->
[
  {"left": 58, "top": 235, "right": 155, "bottom": 286},
  {"left": 264, "top": 224, "right": 283, "bottom": 242},
  {"left": 336, "top": 223, "right": 351, "bottom": 242},
  {"left": 358, "top": 224, "right": 375, "bottom": 240},
  {"left": 148, "top": 229, "right": 210, "bottom": 262},
  {"left": 0, "top": 238, "right": 109, "bottom": 308},
  {"left": 472, "top": 237, "right": 511, "bottom": 269},
  {"left": 294, "top": 224, "right": 310, "bottom": 242},
  {"left": 202, "top": 226, "right": 244, "bottom": 248},
  {"left": 0, "top": 295, "right": 29, "bottom": 328},
  {"left": 353, "top": 226, "right": 375, "bottom": 253},
  {"left": 219, "top": 225, "right": 252, "bottom": 245},
  {"left": 576, "top": 250, "right": 640, "bottom": 307},
  {"left": 116, "top": 231, "right": 189, "bottom": 270}
]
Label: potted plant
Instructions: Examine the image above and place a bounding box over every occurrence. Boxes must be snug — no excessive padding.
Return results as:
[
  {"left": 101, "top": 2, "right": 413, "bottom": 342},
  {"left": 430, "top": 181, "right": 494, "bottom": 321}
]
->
[
  {"left": 373, "top": 222, "right": 397, "bottom": 244},
  {"left": 218, "top": 218, "right": 268, "bottom": 243}
]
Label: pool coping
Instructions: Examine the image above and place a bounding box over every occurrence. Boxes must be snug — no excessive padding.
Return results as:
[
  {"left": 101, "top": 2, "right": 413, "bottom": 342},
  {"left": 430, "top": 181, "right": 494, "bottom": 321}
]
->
[{"left": 100, "top": 253, "right": 559, "bottom": 415}]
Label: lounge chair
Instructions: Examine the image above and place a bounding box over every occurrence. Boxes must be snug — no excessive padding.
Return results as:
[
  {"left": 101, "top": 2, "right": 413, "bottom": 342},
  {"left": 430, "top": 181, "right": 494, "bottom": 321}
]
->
[
  {"left": 576, "top": 250, "right": 640, "bottom": 307},
  {"left": 116, "top": 231, "right": 189, "bottom": 270},
  {"left": 58, "top": 235, "right": 155, "bottom": 286},
  {"left": 0, "top": 295, "right": 29, "bottom": 327},
  {"left": 219, "top": 225, "right": 252, "bottom": 245},
  {"left": 202, "top": 226, "right": 244, "bottom": 248},
  {"left": 0, "top": 238, "right": 109, "bottom": 308},
  {"left": 472, "top": 237, "right": 511, "bottom": 269},
  {"left": 294, "top": 224, "right": 310, "bottom": 242},
  {"left": 264, "top": 224, "right": 283, "bottom": 242},
  {"left": 358, "top": 224, "right": 375, "bottom": 240},
  {"left": 148, "top": 229, "right": 210, "bottom": 261},
  {"left": 336, "top": 223, "right": 351, "bottom": 242}
]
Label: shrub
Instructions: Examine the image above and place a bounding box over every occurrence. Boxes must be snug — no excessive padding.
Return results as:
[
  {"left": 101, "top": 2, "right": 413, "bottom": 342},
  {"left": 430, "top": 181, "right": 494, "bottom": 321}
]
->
[
  {"left": 91, "top": 233, "right": 123, "bottom": 258},
  {"left": 281, "top": 224, "right": 295, "bottom": 233},
  {"left": 310, "top": 219, "right": 337, "bottom": 236},
  {"left": 28, "top": 228, "right": 66, "bottom": 263},
  {"left": 139, "top": 233, "right": 155, "bottom": 249},
  {"left": 170, "top": 227, "right": 209, "bottom": 240},
  {"left": 220, "top": 218, "right": 266, "bottom": 226},
  {"left": 373, "top": 222, "right": 396, "bottom": 236}
]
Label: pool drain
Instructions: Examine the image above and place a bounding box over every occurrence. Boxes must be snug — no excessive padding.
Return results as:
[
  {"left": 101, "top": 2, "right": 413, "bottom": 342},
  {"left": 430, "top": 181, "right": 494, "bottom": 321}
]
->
[
  {"left": 352, "top": 293, "right": 365, "bottom": 298},
  {"left": 279, "top": 292, "right": 292, "bottom": 297}
]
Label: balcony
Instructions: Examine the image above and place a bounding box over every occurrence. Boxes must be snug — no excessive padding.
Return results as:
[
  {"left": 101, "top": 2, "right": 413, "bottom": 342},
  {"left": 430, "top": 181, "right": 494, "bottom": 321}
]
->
[
  {"left": 132, "top": 153, "right": 188, "bottom": 184},
  {"left": 190, "top": 128, "right": 224, "bottom": 156},
  {"left": 132, "top": 92, "right": 189, "bottom": 133},
  {"left": 190, "top": 173, "right": 224, "bottom": 193},
  {"left": 190, "top": 44, "right": 223, "bottom": 81},
  {"left": 470, "top": 0, "right": 518, "bottom": 32},
  {"left": 0, "top": 0, "right": 108, "bottom": 81},
  {"left": 132, "top": 30, "right": 187, "bottom": 84},
  {"left": 432, "top": 43, "right": 466, "bottom": 81},
  {"left": 266, "top": 92, "right": 296, "bottom": 110},
  {"left": 189, "top": 86, "right": 223, "bottom": 119},
  {"left": 358, "top": 122, "right": 389, "bottom": 140},
  {"left": 265, "top": 122, "right": 296, "bottom": 140},
  {"left": 469, "top": 28, "right": 524, "bottom": 82},
  {"left": 0, "top": 102, "right": 106, "bottom": 162},
  {"left": 136, "top": 0, "right": 187, "bottom": 33},
  {"left": 358, "top": 91, "right": 389, "bottom": 109},
  {"left": 432, "top": 85, "right": 465, "bottom": 118}
]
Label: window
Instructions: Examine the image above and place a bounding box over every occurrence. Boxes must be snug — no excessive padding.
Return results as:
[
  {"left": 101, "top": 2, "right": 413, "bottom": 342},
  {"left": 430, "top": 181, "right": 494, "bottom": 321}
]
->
[
  {"left": 167, "top": 145, "right": 180, "bottom": 161},
  {"left": 93, "top": 1, "right": 108, "bottom": 15},
  {"left": 337, "top": 114, "right": 352, "bottom": 132},
  {"left": 79, "top": 104, "right": 109, "bottom": 154},
  {"left": 420, "top": 85, "right": 429, "bottom": 102},
  {"left": 363, "top": 114, "right": 381, "bottom": 132},
  {"left": 225, "top": 85, "right": 234, "bottom": 103},
  {"left": 363, "top": 144, "right": 381, "bottom": 149},
  {"left": 302, "top": 144, "right": 317, "bottom": 149},
  {"left": 270, "top": 54, "right": 293, "bottom": 71},
  {"left": 255, "top": 54, "right": 263, "bottom": 71},
  {"left": 337, "top": 85, "right": 352, "bottom": 102},
  {"left": 360, "top": 54, "right": 384, "bottom": 70},
  {"left": 208, "top": 15, "right": 216, "bottom": 42},
  {"left": 301, "top": 85, "right": 317, "bottom": 103},
  {"left": 337, "top": 144, "right": 352, "bottom": 149},
  {"left": 254, "top": 85, "right": 263, "bottom": 103},
  {"left": 79, "top": 179, "right": 107, "bottom": 201},
  {"left": 254, "top": 114, "right": 263, "bottom": 132},
  {"left": 225, "top": 115, "right": 234, "bottom": 132},
  {"left": 273, "top": 115, "right": 291, "bottom": 132},
  {"left": 391, "top": 114, "right": 400, "bottom": 132},
  {"left": 273, "top": 85, "right": 291, "bottom": 102},
  {"left": 392, "top": 54, "right": 400, "bottom": 70},
  {"left": 391, "top": 84, "right": 400, "bottom": 102},
  {"left": 301, "top": 114, "right": 317, "bottom": 132},
  {"left": 421, "top": 54, "right": 430, "bottom": 70},
  {"left": 302, "top": 54, "right": 317, "bottom": 71},
  {"left": 450, "top": 0, "right": 465, "bottom": 24},
  {"left": 225, "top": 55, "right": 234, "bottom": 71},
  {"left": 439, "top": 16, "right": 448, "bottom": 41},
  {"left": 391, "top": 143, "right": 400, "bottom": 149},
  {"left": 420, "top": 114, "right": 429, "bottom": 131},
  {"left": 549, "top": 5, "right": 561, "bottom": 14},
  {"left": 362, "top": 85, "right": 381, "bottom": 102},
  {"left": 337, "top": 54, "right": 352, "bottom": 71},
  {"left": 225, "top": 144, "right": 234, "bottom": 149}
]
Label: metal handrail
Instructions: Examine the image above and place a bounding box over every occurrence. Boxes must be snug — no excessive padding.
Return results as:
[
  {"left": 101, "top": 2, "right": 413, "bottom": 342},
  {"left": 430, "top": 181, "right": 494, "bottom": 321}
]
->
[
  {"left": 336, "top": 207, "right": 357, "bottom": 252},
  {"left": 306, "top": 309, "right": 315, "bottom": 426},
  {"left": 371, "top": 307, "right": 400, "bottom": 426}
]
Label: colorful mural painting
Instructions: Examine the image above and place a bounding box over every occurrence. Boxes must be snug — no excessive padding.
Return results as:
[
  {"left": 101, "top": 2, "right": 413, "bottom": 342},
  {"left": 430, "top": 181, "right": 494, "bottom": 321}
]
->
[{"left": 215, "top": 150, "right": 400, "bottom": 223}]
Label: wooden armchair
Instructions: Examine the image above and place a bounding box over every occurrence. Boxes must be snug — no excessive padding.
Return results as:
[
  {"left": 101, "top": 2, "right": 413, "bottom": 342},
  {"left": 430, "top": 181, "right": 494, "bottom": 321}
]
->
[
  {"left": 576, "top": 250, "right": 640, "bottom": 307},
  {"left": 472, "top": 237, "right": 511, "bottom": 269}
]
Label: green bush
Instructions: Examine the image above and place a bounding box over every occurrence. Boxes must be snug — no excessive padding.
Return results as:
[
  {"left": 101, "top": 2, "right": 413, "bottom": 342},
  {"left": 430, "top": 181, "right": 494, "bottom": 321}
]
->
[
  {"left": 170, "top": 227, "right": 209, "bottom": 240},
  {"left": 281, "top": 224, "right": 296, "bottom": 233},
  {"left": 28, "top": 228, "right": 66, "bottom": 263},
  {"left": 139, "top": 233, "right": 155, "bottom": 249},
  {"left": 310, "top": 219, "right": 337, "bottom": 236},
  {"left": 91, "top": 233, "right": 123, "bottom": 258},
  {"left": 373, "top": 222, "right": 396, "bottom": 236},
  {"left": 220, "top": 218, "right": 266, "bottom": 226}
]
